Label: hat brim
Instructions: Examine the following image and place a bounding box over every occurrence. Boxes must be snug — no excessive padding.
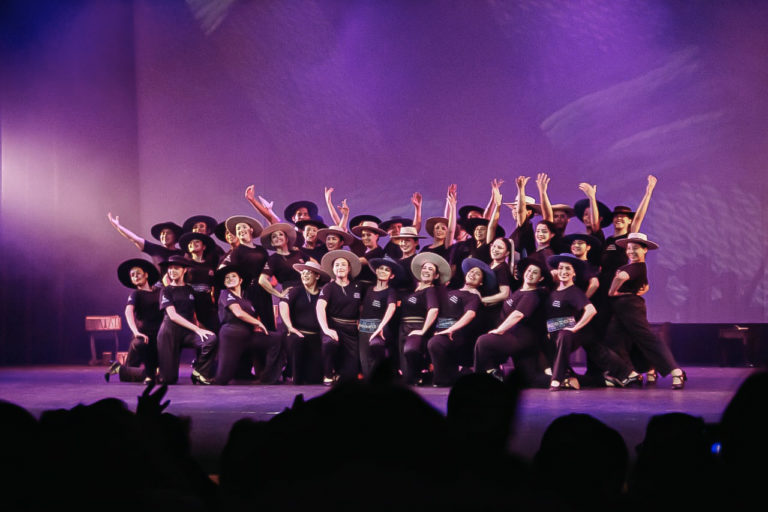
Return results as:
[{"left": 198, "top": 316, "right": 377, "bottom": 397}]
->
[
  {"left": 349, "top": 215, "right": 382, "bottom": 228},
  {"left": 379, "top": 218, "right": 413, "bottom": 231},
  {"left": 411, "top": 252, "right": 452, "bottom": 284},
  {"left": 292, "top": 262, "right": 331, "bottom": 282},
  {"left": 182, "top": 215, "right": 218, "bottom": 234},
  {"left": 260, "top": 223, "right": 298, "bottom": 250},
  {"left": 562, "top": 233, "right": 602, "bottom": 250},
  {"left": 226, "top": 216, "right": 264, "bottom": 239},
  {"left": 573, "top": 199, "right": 612, "bottom": 228},
  {"left": 150, "top": 222, "right": 183, "bottom": 242},
  {"left": 368, "top": 257, "right": 405, "bottom": 282},
  {"left": 117, "top": 259, "right": 160, "bottom": 288},
  {"left": 178, "top": 232, "right": 215, "bottom": 254},
  {"left": 317, "top": 227, "right": 355, "bottom": 246},
  {"left": 425, "top": 217, "right": 449, "bottom": 238},
  {"left": 214, "top": 264, "right": 251, "bottom": 290},
  {"left": 546, "top": 254, "right": 586, "bottom": 274},
  {"left": 351, "top": 225, "right": 388, "bottom": 238},
  {"left": 460, "top": 257, "right": 497, "bottom": 292},
  {"left": 321, "top": 250, "right": 362, "bottom": 279},
  {"left": 295, "top": 218, "right": 328, "bottom": 231},
  {"left": 283, "top": 201, "right": 319, "bottom": 224},
  {"left": 615, "top": 237, "right": 659, "bottom": 250}
]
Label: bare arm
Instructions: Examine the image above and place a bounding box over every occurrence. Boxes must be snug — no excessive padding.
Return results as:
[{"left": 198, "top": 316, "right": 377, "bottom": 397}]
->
[
  {"left": 324, "top": 187, "right": 342, "bottom": 227},
  {"left": 608, "top": 270, "right": 632, "bottom": 297},
  {"left": 578, "top": 182, "right": 600, "bottom": 233},
  {"left": 259, "top": 273, "right": 289, "bottom": 299},
  {"left": 435, "top": 310, "right": 477, "bottom": 338},
  {"left": 488, "top": 310, "right": 525, "bottom": 335},
  {"left": 370, "top": 303, "right": 397, "bottom": 340},
  {"left": 245, "top": 185, "right": 279, "bottom": 225},
  {"left": 536, "top": 173, "right": 553, "bottom": 222},
  {"left": 228, "top": 303, "right": 267, "bottom": 332},
  {"left": 630, "top": 175, "right": 657, "bottom": 233},
  {"left": 316, "top": 298, "right": 338, "bottom": 341},
  {"left": 482, "top": 179, "right": 503, "bottom": 219},
  {"left": 585, "top": 277, "right": 600, "bottom": 299},
  {"left": 411, "top": 192, "right": 423, "bottom": 233},
  {"left": 107, "top": 213, "right": 145, "bottom": 250},
  {"left": 514, "top": 176, "right": 529, "bottom": 228},
  {"left": 165, "top": 305, "right": 214, "bottom": 340},
  {"left": 124, "top": 304, "right": 148, "bottom": 342},
  {"left": 445, "top": 184, "right": 457, "bottom": 249},
  {"left": 481, "top": 285, "right": 510, "bottom": 306},
  {"left": 486, "top": 181, "right": 502, "bottom": 244},
  {"left": 338, "top": 198, "right": 350, "bottom": 231},
  {"left": 564, "top": 303, "right": 596, "bottom": 333},
  {"left": 279, "top": 300, "right": 304, "bottom": 338},
  {"left": 410, "top": 307, "right": 439, "bottom": 337}
]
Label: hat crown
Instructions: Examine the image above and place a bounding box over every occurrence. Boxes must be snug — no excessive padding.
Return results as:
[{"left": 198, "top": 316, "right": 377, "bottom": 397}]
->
[
  {"left": 398, "top": 226, "right": 419, "bottom": 236},
  {"left": 627, "top": 233, "right": 648, "bottom": 242},
  {"left": 358, "top": 220, "right": 380, "bottom": 229}
]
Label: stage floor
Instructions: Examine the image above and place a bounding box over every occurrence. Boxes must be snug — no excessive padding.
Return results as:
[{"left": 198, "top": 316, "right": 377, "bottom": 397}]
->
[{"left": 0, "top": 365, "right": 757, "bottom": 475}]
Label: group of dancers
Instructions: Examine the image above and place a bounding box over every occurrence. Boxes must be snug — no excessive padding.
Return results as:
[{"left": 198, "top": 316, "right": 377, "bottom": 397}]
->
[{"left": 105, "top": 173, "right": 686, "bottom": 390}]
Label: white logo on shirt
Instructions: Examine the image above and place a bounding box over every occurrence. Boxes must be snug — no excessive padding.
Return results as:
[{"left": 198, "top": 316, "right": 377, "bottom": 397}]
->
[
  {"left": 372, "top": 299, "right": 381, "bottom": 308},
  {"left": 552, "top": 300, "right": 561, "bottom": 308},
  {"left": 408, "top": 296, "right": 418, "bottom": 304},
  {"left": 189, "top": 294, "right": 194, "bottom": 300},
  {"left": 449, "top": 295, "right": 459, "bottom": 304},
  {"left": 227, "top": 293, "right": 236, "bottom": 302},
  {"left": 161, "top": 296, "right": 169, "bottom": 305},
  {"left": 505, "top": 299, "right": 514, "bottom": 306},
  {"left": 353, "top": 292, "right": 361, "bottom": 299}
]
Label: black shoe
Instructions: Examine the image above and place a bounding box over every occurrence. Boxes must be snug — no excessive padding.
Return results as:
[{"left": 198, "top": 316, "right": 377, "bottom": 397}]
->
[{"left": 104, "top": 362, "right": 121, "bottom": 382}]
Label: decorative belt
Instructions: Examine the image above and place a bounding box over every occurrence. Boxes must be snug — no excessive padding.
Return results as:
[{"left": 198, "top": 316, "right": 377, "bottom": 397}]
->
[
  {"left": 402, "top": 316, "right": 425, "bottom": 323},
  {"left": 330, "top": 317, "right": 358, "bottom": 326},
  {"left": 298, "top": 329, "right": 319, "bottom": 336},
  {"left": 546, "top": 316, "right": 576, "bottom": 333},
  {"left": 192, "top": 284, "right": 212, "bottom": 293},
  {"left": 359, "top": 318, "right": 381, "bottom": 334},
  {"left": 436, "top": 317, "right": 457, "bottom": 330}
]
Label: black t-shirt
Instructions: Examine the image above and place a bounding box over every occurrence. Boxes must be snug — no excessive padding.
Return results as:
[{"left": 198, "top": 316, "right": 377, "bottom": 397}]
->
[
  {"left": 223, "top": 244, "right": 269, "bottom": 280},
  {"left": 127, "top": 288, "right": 163, "bottom": 334},
  {"left": 319, "top": 280, "right": 363, "bottom": 320},
  {"left": 575, "top": 261, "right": 600, "bottom": 293},
  {"left": 501, "top": 288, "right": 544, "bottom": 330},
  {"left": 299, "top": 244, "right": 327, "bottom": 264},
  {"left": 617, "top": 262, "right": 648, "bottom": 294},
  {"left": 357, "top": 246, "right": 386, "bottom": 283},
  {"left": 360, "top": 286, "right": 397, "bottom": 319},
  {"left": 600, "top": 234, "right": 629, "bottom": 282},
  {"left": 437, "top": 288, "right": 480, "bottom": 320},
  {"left": 262, "top": 251, "right": 305, "bottom": 287},
  {"left": 218, "top": 289, "right": 257, "bottom": 329},
  {"left": 545, "top": 285, "right": 590, "bottom": 321},
  {"left": 510, "top": 220, "right": 535, "bottom": 259},
  {"left": 281, "top": 286, "right": 321, "bottom": 332},
  {"left": 400, "top": 286, "right": 439, "bottom": 318},
  {"left": 384, "top": 240, "right": 403, "bottom": 260},
  {"left": 159, "top": 284, "right": 197, "bottom": 323},
  {"left": 529, "top": 246, "right": 555, "bottom": 270},
  {"left": 142, "top": 241, "right": 183, "bottom": 267},
  {"left": 183, "top": 258, "right": 216, "bottom": 288}
]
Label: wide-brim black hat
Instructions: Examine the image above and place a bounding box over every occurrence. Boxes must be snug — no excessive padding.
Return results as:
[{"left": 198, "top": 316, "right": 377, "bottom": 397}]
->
[
  {"left": 159, "top": 254, "right": 192, "bottom": 269},
  {"left": 214, "top": 264, "right": 251, "bottom": 290},
  {"left": 464, "top": 217, "right": 505, "bottom": 238},
  {"left": 516, "top": 258, "right": 553, "bottom": 288},
  {"left": 411, "top": 252, "right": 452, "bottom": 285},
  {"left": 458, "top": 205, "right": 484, "bottom": 220},
  {"left": 368, "top": 256, "right": 406, "bottom": 283},
  {"left": 214, "top": 221, "right": 228, "bottom": 242},
  {"left": 150, "top": 222, "right": 183, "bottom": 242},
  {"left": 226, "top": 215, "right": 264, "bottom": 239},
  {"left": 295, "top": 217, "right": 328, "bottom": 231},
  {"left": 182, "top": 215, "right": 218, "bottom": 234},
  {"left": 546, "top": 253, "right": 586, "bottom": 275},
  {"left": 321, "top": 250, "right": 362, "bottom": 279},
  {"left": 610, "top": 205, "right": 636, "bottom": 220},
  {"left": 284, "top": 200, "right": 319, "bottom": 224},
  {"left": 562, "top": 233, "right": 602, "bottom": 251},
  {"left": 461, "top": 257, "right": 497, "bottom": 293},
  {"left": 573, "top": 199, "right": 612, "bottom": 228},
  {"left": 178, "top": 232, "right": 215, "bottom": 254},
  {"left": 350, "top": 214, "right": 382, "bottom": 228},
  {"left": 117, "top": 258, "right": 160, "bottom": 289},
  {"left": 260, "top": 222, "right": 298, "bottom": 251},
  {"left": 379, "top": 216, "right": 413, "bottom": 232}
]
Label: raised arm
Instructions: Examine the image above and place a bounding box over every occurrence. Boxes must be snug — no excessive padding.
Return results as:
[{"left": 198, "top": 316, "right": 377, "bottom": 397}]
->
[
  {"left": 536, "top": 173, "right": 553, "bottom": 222},
  {"left": 245, "top": 185, "right": 279, "bottom": 225},
  {"left": 107, "top": 212, "right": 145, "bottom": 250},
  {"left": 513, "top": 176, "right": 530, "bottom": 228},
  {"left": 411, "top": 192, "right": 423, "bottom": 233},
  {"left": 338, "top": 198, "right": 350, "bottom": 231},
  {"left": 445, "top": 184, "right": 457, "bottom": 249},
  {"left": 482, "top": 179, "right": 502, "bottom": 219},
  {"left": 630, "top": 175, "right": 657, "bottom": 233},
  {"left": 486, "top": 180, "right": 502, "bottom": 244},
  {"left": 578, "top": 182, "right": 600, "bottom": 233},
  {"left": 324, "top": 187, "right": 342, "bottom": 227}
]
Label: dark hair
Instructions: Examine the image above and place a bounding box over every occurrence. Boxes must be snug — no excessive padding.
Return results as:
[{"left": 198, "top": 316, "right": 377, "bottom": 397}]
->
[
  {"left": 536, "top": 220, "right": 556, "bottom": 233},
  {"left": 491, "top": 237, "right": 512, "bottom": 264}
]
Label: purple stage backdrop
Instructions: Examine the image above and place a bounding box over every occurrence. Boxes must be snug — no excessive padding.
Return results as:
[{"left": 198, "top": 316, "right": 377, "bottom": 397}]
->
[{"left": 1, "top": 0, "right": 767, "bottom": 363}]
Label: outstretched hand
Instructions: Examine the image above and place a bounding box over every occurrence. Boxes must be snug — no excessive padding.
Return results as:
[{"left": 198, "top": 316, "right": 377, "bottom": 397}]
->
[{"left": 137, "top": 383, "right": 170, "bottom": 417}]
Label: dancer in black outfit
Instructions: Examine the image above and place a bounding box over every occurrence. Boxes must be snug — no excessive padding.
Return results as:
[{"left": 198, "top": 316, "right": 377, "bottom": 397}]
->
[
  {"left": 178, "top": 231, "right": 219, "bottom": 332},
  {"left": 108, "top": 213, "right": 183, "bottom": 266},
  {"left": 214, "top": 264, "right": 282, "bottom": 385},
  {"left": 317, "top": 250, "right": 364, "bottom": 384},
  {"left": 358, "top": 257, "right": 402, "bottom": 377},
  {"left": 156, "top": 255, "right": 218, "bottom": 385},
  {"left": 280, "top": 261, "right": 330, "bottom": 384},
  {"left": 608, "top": 233, "right": 686, "bottom": 389},
  {"left": 105, "top": 258, "right": 163, "bottom": 383}
]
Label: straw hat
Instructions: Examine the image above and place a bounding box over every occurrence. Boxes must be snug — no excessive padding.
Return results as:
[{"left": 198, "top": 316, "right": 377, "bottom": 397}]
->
[
  {"left": 615, "top": 232, "right": 659, "bottom": 250},
  {"left": 260, "top": 222, "right": 297, "bottom": 250},
  {"left": 411, "top": 252, "right": 452, "bottom": 284},
  {"left": 225, "top": 215, "right": 264, "bottom": 238},
  {"left": 321, "top": 250, "right": 362, "bottom": 279}
]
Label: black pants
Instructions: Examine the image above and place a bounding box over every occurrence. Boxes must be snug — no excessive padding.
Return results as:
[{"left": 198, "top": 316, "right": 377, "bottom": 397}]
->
[
  {"left": 550, "top": 327, "right": 632, "bottom": 383},
  {"left": 285, "top": 332, "right": 322, "bottom": 384},
  {"left": 398, "top": 321, "right": 433, "bottom": 385},
  {"left": 606, "top": 295, "right": 678, "bottom": 376},
  {"left": 216, "top": 324, "right": 282, "bottom": 385},
  {"left": 117, "top": 334, "right": 158, "bottom": 382},
  {"left": 427, "top": 327, "right": 476, "bottom": 387},
  {"left": 358, "top": 328, "right": 390, "bottom": 378},
  {"left": 322, "top": 322, "right": 360, "bottom": 380},
  {"left": 156, "top": 319, "right": 217, "bottom": 384},
  {"left": 474, "top": 325, "right": 552, "bottom": 387}
]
